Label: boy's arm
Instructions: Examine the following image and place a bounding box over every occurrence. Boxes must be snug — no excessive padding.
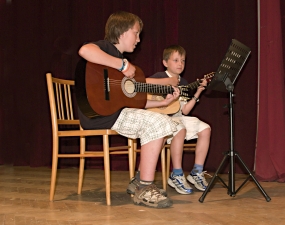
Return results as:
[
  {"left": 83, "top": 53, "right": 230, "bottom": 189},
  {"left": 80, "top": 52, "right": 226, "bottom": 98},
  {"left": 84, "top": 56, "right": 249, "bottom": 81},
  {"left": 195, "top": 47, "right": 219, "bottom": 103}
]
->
[
  {"left": 146, "top": 77, "right": 180, "bottom": 86},
  {"left": 181, "top": 80, "right": 207, "bottom": 115},
  {"left": 145, "top": 86, "right": 180, "bottom": 109},
  {"left": 79, "top": 43, "right": 122, "bottom": 69},
  {"left": 79, "top": 43, "right": 136, "bottom": 78}
]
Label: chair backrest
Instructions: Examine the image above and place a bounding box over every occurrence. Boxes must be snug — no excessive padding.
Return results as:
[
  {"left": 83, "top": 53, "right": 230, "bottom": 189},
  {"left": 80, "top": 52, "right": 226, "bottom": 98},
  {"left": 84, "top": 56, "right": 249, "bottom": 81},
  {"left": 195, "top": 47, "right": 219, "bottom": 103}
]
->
[{"left": 46, "top": 73, "right": 80, "bottom": 132}]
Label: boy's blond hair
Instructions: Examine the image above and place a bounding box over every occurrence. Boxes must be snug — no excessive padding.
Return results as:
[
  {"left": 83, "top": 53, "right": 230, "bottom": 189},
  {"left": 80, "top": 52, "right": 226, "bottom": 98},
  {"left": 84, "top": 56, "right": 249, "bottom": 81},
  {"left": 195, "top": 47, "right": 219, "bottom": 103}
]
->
[
  {"left": 104, "top": 11, "right": 143, "bottom": 44},
  {"left": 163, "top": 45, "right": 186, "bottom": 61}
]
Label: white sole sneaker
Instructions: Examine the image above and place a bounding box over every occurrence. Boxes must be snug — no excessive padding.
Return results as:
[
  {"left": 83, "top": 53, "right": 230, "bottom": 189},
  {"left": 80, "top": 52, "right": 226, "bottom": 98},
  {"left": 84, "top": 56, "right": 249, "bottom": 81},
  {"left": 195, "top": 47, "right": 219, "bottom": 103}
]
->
[
  {"left": 168, "top": 176, "right": 193, "bottom": 195},
  {"left": 187, "top": 174, "right": 207, "bottom": 192}
]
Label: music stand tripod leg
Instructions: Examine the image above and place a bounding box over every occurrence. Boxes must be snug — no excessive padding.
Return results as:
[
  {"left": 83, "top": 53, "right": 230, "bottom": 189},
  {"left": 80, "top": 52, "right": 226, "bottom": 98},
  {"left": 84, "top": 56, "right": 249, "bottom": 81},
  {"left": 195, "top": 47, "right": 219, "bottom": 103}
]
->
[
  {"left": 235, "top": 152, "right": 271, "bottom": 202},
  {"left": 199, "top": 90, "right": 271, "bottom": 203},
  {"left": 199, "top": 152, "right": 229, "bottom": 203}
]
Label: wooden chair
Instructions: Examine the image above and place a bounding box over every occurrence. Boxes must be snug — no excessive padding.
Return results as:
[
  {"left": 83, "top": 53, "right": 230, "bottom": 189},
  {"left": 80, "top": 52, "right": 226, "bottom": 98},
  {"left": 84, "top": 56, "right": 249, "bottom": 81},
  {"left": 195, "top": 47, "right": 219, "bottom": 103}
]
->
[
  {"left": 165, "top": 142, "right": 197, "bottom": 181},
  {"left": 46, "top": 73, "right": 135, "bottom": 206}
]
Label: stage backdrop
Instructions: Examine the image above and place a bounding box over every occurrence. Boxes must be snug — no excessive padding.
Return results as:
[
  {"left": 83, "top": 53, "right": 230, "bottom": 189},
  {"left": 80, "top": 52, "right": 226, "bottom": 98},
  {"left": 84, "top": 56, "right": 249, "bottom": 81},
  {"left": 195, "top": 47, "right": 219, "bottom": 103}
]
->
[
  {"left": 0, "top": 0, "right": 284, "bottom": 181},
  {"left": 255, "top": 0, "right": 285, "bottom": 182}
]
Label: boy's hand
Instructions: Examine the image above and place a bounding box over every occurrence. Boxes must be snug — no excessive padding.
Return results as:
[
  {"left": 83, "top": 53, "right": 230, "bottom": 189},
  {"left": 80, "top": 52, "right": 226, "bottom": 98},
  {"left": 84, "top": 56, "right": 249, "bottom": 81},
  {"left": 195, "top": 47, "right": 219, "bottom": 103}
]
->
[
  {"left": 164, "top": 86, "right": 180, "bottom": 104},
  {"left": 199, "top": 78, "right": 208, "bottom": 87},
  {"left": 195, "top": 79, "right": 207, "bottom": 96},
  {"left": 122, "top": 62, "right": 136, "bottom": 78}
]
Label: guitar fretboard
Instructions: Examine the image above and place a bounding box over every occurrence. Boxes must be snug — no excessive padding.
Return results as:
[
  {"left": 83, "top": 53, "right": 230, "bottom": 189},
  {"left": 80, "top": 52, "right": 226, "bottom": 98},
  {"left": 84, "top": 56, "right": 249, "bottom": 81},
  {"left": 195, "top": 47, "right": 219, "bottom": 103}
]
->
[
  {"left": 187, "top": 80, "right": 201, "bottom": 90},
  {"left": 134, "top": 82, "right": 174, "bottom": 95}
]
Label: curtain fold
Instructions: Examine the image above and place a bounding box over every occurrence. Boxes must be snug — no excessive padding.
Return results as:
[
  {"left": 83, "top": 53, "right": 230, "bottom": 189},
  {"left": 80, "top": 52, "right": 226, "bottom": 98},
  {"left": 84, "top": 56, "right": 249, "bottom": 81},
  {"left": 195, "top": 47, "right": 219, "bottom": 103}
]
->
[{"left": 255, "top": 0, "right": 285, "bottom": 182}]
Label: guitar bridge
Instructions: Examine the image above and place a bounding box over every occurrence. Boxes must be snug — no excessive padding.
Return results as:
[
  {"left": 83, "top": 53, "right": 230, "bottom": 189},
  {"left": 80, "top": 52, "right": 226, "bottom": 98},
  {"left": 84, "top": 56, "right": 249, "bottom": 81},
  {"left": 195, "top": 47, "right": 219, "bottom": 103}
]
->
[{"left": 104, "top": 69, "right": 110, "bottom": 100}]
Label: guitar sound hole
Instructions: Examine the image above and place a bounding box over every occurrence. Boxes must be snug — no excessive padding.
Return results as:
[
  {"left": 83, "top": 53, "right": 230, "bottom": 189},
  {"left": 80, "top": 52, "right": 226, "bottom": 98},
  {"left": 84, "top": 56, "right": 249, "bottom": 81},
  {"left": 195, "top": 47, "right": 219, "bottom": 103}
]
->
[
  {"left": 121, "top": 77, "right": 137, "bottom": 98},
  {"left": 125, "top": 80, "right": 135, "bottom": 93}
]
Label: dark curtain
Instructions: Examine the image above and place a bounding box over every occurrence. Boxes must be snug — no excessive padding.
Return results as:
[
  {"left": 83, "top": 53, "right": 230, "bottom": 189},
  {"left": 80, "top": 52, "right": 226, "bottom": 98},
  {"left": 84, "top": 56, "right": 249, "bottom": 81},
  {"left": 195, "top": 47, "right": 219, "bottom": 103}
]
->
[
  {"left": 255, "top": 0, "right": 285, "bottom": 182},
  {"left": 0, "top": 0, "right": 272, "bottom": 177},
  {"left": 177, "top": 1, "right": 258, "bottom": 173}
]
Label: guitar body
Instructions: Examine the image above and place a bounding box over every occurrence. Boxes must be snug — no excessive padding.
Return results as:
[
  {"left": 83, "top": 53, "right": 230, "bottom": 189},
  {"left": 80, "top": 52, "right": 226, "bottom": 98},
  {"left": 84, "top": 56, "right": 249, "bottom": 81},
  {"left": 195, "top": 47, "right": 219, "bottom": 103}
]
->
[
  {"left": 85, "top": 62, "right": 147, "bottom": 116},
  {"left": 147, "top": 94, "right": 180, "bottom": 114},
  {"left": 75, "top": 61, "right": 213, "bottom": 117}
]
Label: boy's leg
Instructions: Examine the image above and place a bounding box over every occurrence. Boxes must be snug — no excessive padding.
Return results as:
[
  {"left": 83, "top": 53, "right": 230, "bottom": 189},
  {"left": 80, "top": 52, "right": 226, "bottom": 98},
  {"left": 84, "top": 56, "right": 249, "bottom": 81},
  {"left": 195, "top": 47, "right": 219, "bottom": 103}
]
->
[
  {"left": 167, "top": 129, "right": 193, "bottom": 194},
  {"left": 126, "top": 166, "right": 167, "bottom": 196},
  {"left": 170, "top": 129, "right": 185, "bottom": 169},
  {"left": 133, "top": 138, "right": 173, "bottom": 208},
  {"left": 112, "top": 108, "right": 178, "bottom": 207},
  {"left": 187, "top": 127, "right": 211, "bottom": 191},
  {"left": 139, "top": 138, "right": 164, "bottom": 181},
  {"left": 193, "top": 127, "right": 211, "bottom": 166}
]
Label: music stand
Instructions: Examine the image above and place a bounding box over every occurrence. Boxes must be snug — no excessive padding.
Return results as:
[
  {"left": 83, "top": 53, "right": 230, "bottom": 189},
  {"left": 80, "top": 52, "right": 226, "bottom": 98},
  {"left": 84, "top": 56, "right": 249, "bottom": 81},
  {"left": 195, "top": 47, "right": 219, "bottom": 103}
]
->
[{"left": 199, "top": 39, "right": 271, "bottom": 203}]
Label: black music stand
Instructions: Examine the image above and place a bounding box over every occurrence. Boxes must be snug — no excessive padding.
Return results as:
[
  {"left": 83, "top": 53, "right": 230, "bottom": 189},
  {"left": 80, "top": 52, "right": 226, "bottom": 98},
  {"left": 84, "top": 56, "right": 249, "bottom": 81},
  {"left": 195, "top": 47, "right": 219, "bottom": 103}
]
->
[{"left": 199, "top": 39, "right": 271, "bottom": 203}]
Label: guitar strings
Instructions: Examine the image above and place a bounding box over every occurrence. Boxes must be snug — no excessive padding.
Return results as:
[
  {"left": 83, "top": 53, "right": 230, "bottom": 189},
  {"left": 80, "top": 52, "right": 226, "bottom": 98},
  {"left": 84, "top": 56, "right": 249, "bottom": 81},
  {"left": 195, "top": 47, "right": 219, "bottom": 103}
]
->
[
  {"left": 108, "top": 79, "right": 121, "bottom": 86},
  {"left": 108, "top": 78, "right": 175, "bottom": 94}
]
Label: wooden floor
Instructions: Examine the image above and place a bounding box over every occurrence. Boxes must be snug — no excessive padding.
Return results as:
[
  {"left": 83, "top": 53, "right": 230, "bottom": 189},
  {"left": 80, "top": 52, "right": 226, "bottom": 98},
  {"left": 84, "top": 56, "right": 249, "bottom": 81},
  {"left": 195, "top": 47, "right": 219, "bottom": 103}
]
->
[{"left": 0, "top": 164, "right": 284, "bottom": 225}]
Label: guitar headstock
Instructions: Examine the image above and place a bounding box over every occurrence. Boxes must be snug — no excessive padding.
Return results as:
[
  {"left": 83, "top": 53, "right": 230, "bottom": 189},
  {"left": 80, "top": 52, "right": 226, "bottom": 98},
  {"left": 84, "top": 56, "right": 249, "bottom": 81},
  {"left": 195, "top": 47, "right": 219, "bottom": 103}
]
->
[
  {"left": 178, "top": 72, "right": 216, "bottom": 101},
  {"left": 203, "top": 72, "right": 215, "bottom": 83}
]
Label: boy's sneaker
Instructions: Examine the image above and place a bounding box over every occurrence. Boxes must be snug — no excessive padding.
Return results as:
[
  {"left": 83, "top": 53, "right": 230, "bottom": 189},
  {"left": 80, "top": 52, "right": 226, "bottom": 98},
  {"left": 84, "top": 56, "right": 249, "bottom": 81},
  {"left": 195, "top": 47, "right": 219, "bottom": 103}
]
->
[
  {"left": 168, "top": 173, "right": 193, "bottom": 194},
  {"left": 187, "top": 171, "right": 210, "bottom": 191},
  {"left": 133, "top": 184, "right": 173, "bottom": 208},
  {"left": 126, "top": 177, "right": 167, "bottom": 197}
]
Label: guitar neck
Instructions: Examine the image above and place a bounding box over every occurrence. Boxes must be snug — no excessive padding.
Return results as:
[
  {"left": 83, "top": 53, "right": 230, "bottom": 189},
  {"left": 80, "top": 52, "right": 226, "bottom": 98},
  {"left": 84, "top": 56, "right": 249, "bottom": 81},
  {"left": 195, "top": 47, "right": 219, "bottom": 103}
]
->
[
  {"left": 186, "top": 72, "right": 215, "bottom": 90},
  {"left": 134, "top": 82, "right": 191, "bottom": 100},
  {"left": 187, "top": 80, "right": 201, "bottom": 90},
  {"left": 134, "top": 82, "right": 174, "bottom": 95}
]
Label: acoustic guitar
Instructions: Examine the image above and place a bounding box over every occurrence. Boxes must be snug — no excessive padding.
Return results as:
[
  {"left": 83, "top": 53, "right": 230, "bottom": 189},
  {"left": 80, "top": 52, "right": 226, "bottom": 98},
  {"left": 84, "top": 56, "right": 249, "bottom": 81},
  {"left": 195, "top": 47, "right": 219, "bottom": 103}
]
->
[
  {"left": 75, "top": 61, "right": 193, "bottom": 117},
  {"left": 147, "top": 72, "right": 215, "bottom": 114}
]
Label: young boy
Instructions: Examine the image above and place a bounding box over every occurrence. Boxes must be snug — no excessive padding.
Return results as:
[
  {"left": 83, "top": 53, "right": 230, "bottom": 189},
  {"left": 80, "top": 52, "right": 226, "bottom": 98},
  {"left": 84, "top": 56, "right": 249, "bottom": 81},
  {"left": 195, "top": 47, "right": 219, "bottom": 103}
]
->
[
  {"left": 147, "top": 45, "right": 211, "bottom": 193},
  {"left": 77, "top": 12, "right": 184, "bottom": 208}
]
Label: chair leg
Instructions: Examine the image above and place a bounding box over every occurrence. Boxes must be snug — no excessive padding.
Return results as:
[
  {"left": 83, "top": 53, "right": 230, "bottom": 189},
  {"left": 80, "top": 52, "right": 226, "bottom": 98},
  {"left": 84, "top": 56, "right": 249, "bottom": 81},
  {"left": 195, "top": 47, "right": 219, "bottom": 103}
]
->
[
  {"left": 166, "top": 147, "right": 171, "bottom": 181},
  {"left": 161, "top": 147, "right": 166, "bottom": 190},
  {"left": 103, "top": 134, "right": 111, "bottom": 206},
  {"left": 128, "top": 138, "right": 135, "bottom": 179},
  {"left": 133, "top": 139, "right": 138, "bottom": 175},
  {"left": 78, "top": 136, "right": 86, "bottom": 194},
  {"left": 50, "top": 136, "right": 59, "bottom": 201}
]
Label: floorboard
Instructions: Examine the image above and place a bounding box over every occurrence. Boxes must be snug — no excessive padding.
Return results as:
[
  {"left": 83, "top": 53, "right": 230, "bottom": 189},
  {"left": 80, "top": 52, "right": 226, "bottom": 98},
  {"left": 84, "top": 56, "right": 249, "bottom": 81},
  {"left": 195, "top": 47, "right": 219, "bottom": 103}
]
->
[{"left": 0, "top": 165, "right": 284, "bottom": 225}]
